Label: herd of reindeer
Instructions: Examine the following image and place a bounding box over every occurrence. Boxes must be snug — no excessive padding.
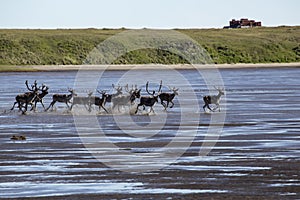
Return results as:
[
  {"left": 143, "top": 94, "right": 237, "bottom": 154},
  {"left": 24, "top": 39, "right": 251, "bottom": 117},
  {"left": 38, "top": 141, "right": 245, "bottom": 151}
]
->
[{"left": 10, "top": 80, "right": 224, "bottom": 115}]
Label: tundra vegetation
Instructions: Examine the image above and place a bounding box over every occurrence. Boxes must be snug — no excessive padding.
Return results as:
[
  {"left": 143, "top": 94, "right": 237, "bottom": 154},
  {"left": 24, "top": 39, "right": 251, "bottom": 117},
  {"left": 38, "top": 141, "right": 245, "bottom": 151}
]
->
[{"left": 0, "top": 26, "right": 299, "bottom": 68}]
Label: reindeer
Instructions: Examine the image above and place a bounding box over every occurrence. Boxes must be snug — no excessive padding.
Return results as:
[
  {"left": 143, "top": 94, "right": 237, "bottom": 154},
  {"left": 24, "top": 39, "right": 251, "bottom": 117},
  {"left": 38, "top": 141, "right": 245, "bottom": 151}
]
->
[
  {"left": 203, "top": 86, "right": 224, "bottom": 112},
  {"left": 70, "top": 91, "right": 93, "bottom": 112},
  {"left": 106, "top": 84, "right": 123, "bottom": 103},
  {"left": 111, "top": 85, "right": 141, "bottom": 112},
  {"left": 158, "top": 86, "right": 179, "bottom": 110},
  {"left": 30, "top": 84, "right": 49, "bottom": 111},
  {"left": 124, "top": 84, "right": 141, "bottom": 105},
  {"left": 11, "top": 80, "right": 39, "bottom": 114},
  {"left": 135, "top": 81, "right": 162, "bottom": 114},
  {"left": 91, "top": 90, "right": 109, "bottom": 113},
  {"left": 46, "top": 89, "right": 77, "bottom": 111}
]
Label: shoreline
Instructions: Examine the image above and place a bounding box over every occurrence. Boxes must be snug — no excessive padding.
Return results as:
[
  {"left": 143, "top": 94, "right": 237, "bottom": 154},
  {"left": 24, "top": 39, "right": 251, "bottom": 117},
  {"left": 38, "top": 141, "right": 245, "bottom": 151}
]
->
[{"left": 1, "top": 62, "right": 300, "bottom": 72}]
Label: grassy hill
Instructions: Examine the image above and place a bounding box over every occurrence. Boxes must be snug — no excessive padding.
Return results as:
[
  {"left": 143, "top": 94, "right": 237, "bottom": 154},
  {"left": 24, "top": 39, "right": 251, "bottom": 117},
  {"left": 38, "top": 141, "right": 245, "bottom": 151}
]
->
[{"left": 0, "top": 26, "right": 299, "bottom": 65}]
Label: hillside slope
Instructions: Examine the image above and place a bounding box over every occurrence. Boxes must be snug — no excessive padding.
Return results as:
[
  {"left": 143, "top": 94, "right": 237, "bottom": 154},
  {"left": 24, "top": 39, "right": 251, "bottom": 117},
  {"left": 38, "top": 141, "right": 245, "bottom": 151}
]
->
[{"left": 0, "top": 27, "right": 299, "bottom": 65}]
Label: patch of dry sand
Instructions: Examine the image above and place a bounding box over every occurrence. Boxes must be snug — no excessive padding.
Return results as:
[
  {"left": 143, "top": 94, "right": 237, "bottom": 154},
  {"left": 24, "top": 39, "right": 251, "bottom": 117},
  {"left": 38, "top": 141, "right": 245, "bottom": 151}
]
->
[{"left": 24, "top": 63, "right": 300, "bottom": 71}]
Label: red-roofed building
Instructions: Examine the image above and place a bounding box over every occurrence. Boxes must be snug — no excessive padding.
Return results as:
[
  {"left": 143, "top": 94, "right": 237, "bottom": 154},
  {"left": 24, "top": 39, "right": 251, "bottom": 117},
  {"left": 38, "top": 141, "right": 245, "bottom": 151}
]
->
[{"left": 224, "top": 18, "right": 262, "bottom": 29}]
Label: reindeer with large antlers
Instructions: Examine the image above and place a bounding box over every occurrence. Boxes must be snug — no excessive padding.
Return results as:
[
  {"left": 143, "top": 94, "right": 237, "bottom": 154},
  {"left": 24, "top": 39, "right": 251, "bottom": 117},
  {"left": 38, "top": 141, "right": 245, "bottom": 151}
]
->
[
  {"left": 159, "top": 85, "right": 179, "bottom": 110},
  {"left": 203, "top": 86, "right": 224, "bottom": 112},
  {"left": 11, "top": 80, "right": 39, "bottom": 114},
  {"left": 111, "top": 84, "right": 141, "bottom": 112},
  {"left": 46, "top": 89, "right": 77, "bottom": 111},
  {"left": 30, "top": 84, "right": 49, "bottom": 111},
  {"left": 135, "top": 81, "right": 162, "bottom": 114}
]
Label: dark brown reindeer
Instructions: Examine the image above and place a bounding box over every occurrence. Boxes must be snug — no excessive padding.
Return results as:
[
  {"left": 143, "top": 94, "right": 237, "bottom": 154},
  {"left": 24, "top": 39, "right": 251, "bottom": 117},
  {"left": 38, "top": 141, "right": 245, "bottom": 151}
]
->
[
  {"left": 125, "top": 84, "right": 141, "bottom": 105},
  {"left": 11, "top": 80, "right": 39, "bottom": 114},
  {"left": 92, "top": 90, "right": 109, "bottom": 113},
  {"left": 70, "top": 91, "right": 93, "bottom": 112},
  {"left": 31, "top": 84, "right": 49, "bottom": 111},
  {"left": 111, "top": 85, "right": 141, "bottom": 112},
  {"left": 158, "top": 86, "right": 179, "bottom": 110},
  {"left": 46, "top": 89, "right": 77, "bottom": 111},
  {"left": 135, "top": 81, "right": 162, "bottom": 114},
  {"left": 203, "top": 86, "right": 224, "bottom": 112}
]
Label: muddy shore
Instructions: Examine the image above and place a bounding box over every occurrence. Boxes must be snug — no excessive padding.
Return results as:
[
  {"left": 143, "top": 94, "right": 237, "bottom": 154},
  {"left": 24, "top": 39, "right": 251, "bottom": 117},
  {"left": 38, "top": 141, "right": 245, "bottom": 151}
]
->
[{"left": 1, "top": 62, "right": 300, "bottom": 72}]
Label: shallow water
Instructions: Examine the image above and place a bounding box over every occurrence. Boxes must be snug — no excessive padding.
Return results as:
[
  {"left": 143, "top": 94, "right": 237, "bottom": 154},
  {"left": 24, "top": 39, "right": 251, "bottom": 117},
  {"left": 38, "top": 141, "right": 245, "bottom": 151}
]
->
[{"left": 0, "top": 67, "right": 299, "bottom": 198}]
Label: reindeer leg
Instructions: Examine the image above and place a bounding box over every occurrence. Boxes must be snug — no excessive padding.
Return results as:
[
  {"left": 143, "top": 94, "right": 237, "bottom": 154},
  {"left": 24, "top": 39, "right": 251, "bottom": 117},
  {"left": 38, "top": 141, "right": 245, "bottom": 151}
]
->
[
  {"left": 203, "top": 104, "right": 207, "bottom": 111},
  {"left": 204, "top": 103, "right": 213, "bottom": 112},
  {"left": 45, "top": 102, "right": 51, "bottom": 111},
  {"left": 166, "top": 101, "right": 170, "bottom": 108},
  {"left": 34, "top": 101, "right": 38, "bottom": 111},
  {"left": 22, "top": 103, "right": 28, "bottom": 115},
  {"left": 46, "top": 101, "right": 56, "bottom": 111},
  {"left": 111, "top": 103, "right": 116, "bottom": 111},
  {"left": 101, "top": 105, "right": 108, "bottom": 114},
  {"left": 212, "top": 103, "right": 220, "bottom": 112},
  {"left": 66, "top": 102, "right": 71, "bottom": 110},
  {"left": 164, "top": 101, "right": 168, "bottom": 110},
  {"left": 217, "top": 103, "right": 221, "bottom": 112},
  {"left": 30, "top": 101, "right": 37, "bottom": 111},
  {"left": 82, "top": 103, "right": 89, "bottom": 112},
  {"left": 70, "top": 104, "right": 74, "bottom": 111},
  {"left": 161, "top": 100, "right": 167, "bottom": 109},
  {"left": 170, "top": 101, "right": 174, "bottom": 108},
  {"left": 11, "top": 102, "right": 18, "bottom": 110},
  {"left": 135, "top": 104, "right": 141, "bottom": 114},
  {"left": 40, "top": 101, "right": 47, "bottom": 111},
  {"left": 150, "top": 107, "right": 155, "bottom": 114},
  {"left": 207, "top": 104, "right": 214, "bottom": 112},
  {"left": 88, "top": 102, "right": 92, "bottom": 113},
  {"left": 18, "top": 102, "right": 24, "bottom": 112}
]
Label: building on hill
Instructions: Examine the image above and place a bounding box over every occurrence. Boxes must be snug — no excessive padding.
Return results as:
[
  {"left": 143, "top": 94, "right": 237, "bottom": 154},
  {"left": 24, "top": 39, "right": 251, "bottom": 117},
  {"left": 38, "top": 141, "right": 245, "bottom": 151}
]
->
[{"left": 224, "top": 18, "right": 262, "bottom": 29}]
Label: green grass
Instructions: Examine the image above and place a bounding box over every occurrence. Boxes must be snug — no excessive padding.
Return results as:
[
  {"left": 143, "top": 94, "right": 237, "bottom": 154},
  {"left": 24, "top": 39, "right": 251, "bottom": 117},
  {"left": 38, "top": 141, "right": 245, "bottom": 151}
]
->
[{"left": 0, "top": 27, "right": 299, "bottom": 65}]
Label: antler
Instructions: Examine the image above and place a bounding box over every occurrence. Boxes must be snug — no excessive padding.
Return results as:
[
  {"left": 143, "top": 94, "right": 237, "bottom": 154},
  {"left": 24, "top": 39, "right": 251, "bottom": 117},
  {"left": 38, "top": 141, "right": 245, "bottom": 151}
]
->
[
  {"left": 157, "top": 80, "right": 162, "bottom": 93},
  {"left": 33, "top": 80, "right": 38, "bottom": 90},
  {"left": 25, "top": 80, "right": 35, "bottom": 92},
  {"left": 68, "top": 88, "right": 74, "bottom": 93},
  {"left": 112, "top": 84, "right": 122, "bottom": 91},
  {"left": 87, "top": 91, "right": 93, "bottom": 96},
  {"left": 146, "top": 81, "right": 152, "bottom": 95},
  {"left": 124, "top": 84, "right": 130, "bottom": 93},
  {"left": 214, "top": 86, "right": 224, "bottom": 91},
  {"left": 167, "top": 85, "right": 179, "bottom": 93},
  {"left": 40, "top": 84, "right": 45, "bottom": 91},
  {"left": 146, "top": 81, "right": 162, "bottom": 95},
  {"left": 97, "top": 90, "right": 106, "bottom": 95},
  {"left": 214, "top": 86, "right": 220, "bottom": 91}
]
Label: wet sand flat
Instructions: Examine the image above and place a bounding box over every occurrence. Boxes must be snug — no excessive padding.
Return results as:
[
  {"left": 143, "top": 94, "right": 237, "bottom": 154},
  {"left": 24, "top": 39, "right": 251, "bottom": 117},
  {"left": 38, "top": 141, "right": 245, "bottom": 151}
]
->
[{"left": 0, "top": 67, "right": 299, "bottom": 199}]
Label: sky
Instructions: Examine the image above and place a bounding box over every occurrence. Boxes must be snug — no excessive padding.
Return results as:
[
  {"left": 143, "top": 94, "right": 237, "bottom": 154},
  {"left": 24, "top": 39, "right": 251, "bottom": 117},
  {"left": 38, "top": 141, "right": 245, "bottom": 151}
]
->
[{"left": 0, "top": 0, "right": 299, "bottom": 29}]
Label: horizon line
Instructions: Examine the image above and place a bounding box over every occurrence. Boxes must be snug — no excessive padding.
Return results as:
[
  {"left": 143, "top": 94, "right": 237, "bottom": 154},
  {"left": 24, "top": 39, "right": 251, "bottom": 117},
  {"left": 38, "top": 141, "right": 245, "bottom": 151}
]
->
[{"left": 0, "top": 25, "right": 299, "bottom": 30}]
